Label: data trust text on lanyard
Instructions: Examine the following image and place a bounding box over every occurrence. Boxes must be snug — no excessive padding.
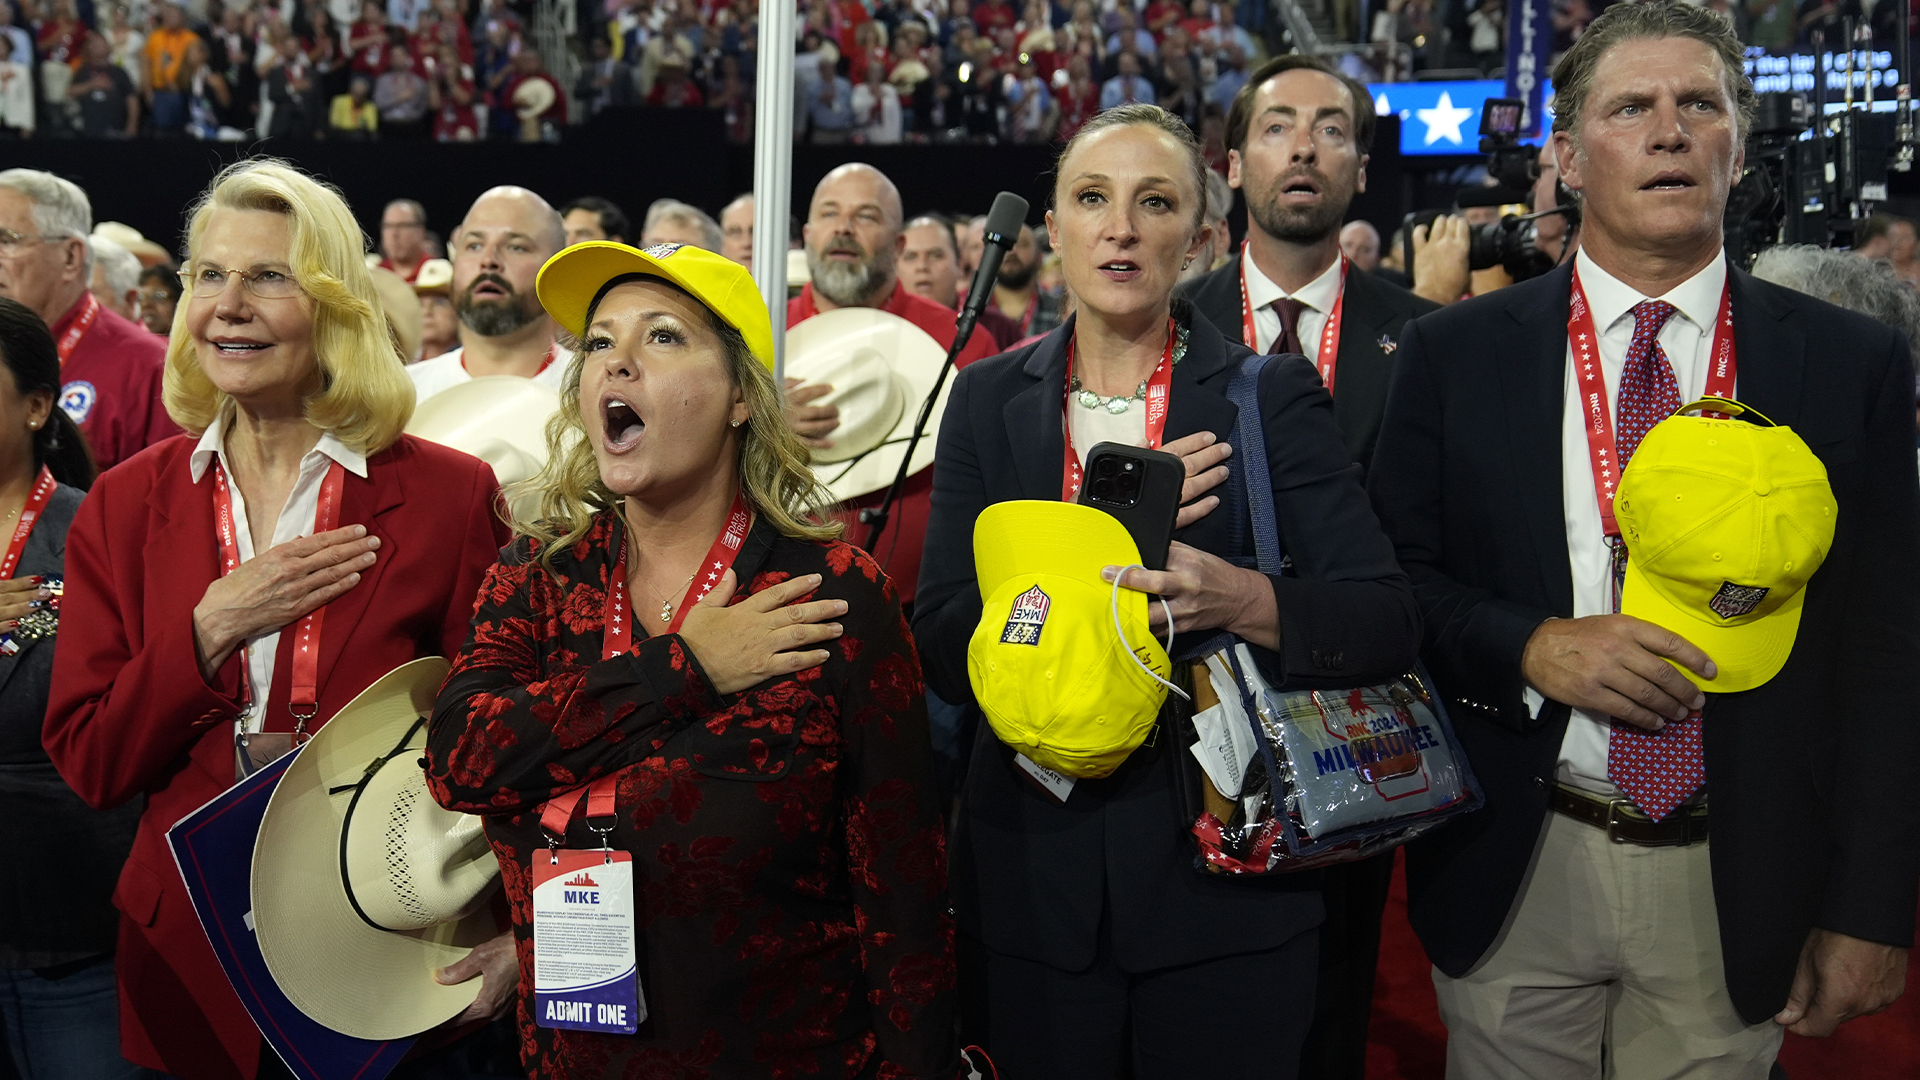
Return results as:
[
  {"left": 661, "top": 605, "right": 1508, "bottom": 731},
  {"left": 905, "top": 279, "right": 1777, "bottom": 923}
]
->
[
  {"left": 55, "top": 293, "right": 100, "bottom": 367},
  {"left": 1567, "top": 265, "right": 1735, "bottom": 543},
  {"left": 528, "top": 493, "right": 752, "bottom": 1036},
  {"left": 1241, "top": 257, "right": 1347, "bottom": 392},
  {"left": 1061, "top": 319, "right": 1175, "bottom": 502},
  {"left": 0, "top": 467, "right": 55, "bottom": 580},
  {"left": 212, "top": 458, "right": 346, "bottom": 741}
]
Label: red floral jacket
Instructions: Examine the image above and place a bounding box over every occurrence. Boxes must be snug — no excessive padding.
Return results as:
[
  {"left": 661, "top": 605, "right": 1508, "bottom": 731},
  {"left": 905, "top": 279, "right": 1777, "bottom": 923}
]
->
[{"left": 427, "top": 511, "right": 958, "bottom": 1080}]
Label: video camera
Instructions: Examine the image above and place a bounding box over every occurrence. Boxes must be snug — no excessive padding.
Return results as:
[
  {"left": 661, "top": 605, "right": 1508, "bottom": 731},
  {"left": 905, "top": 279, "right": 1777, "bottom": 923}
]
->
[
  {"left": 1402, "top": 98, "right": 1576, "bottom": 285},
  {"left": 1725, "top": 24, "right": 1916, "bottom": 266}
]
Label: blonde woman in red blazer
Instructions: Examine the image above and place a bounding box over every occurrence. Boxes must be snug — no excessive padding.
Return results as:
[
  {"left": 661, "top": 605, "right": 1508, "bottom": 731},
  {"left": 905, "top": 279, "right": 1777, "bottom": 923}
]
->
[{"left": 43, "top": 159, "right": 513, "bottom": 1080}]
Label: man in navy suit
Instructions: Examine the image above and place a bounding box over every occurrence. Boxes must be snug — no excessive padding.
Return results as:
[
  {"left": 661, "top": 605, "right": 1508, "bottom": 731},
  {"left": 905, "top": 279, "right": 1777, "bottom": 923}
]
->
[{"left": 1369, "top": 3, "right": 1919, "bottom": 1076}]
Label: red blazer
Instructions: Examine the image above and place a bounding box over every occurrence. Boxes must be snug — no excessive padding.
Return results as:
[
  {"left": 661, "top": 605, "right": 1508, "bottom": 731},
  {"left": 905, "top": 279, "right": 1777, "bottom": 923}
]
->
[{"left": 44, "top": 433, "right": 509, "bottom": 1080}]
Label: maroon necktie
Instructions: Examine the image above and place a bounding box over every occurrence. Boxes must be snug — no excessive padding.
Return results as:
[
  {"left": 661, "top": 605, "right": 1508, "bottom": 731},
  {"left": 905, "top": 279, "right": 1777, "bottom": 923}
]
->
[
  {"left": 1273, "top": 297, "right": 1307, "bottom": 356},
  {"left": 1605, "top": 299, "right": 1704, "bottom": 820}
]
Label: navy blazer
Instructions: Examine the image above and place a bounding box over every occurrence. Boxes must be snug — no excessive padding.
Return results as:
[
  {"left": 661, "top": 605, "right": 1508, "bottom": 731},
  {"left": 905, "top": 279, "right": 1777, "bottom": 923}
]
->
[
  {"left": 1367, "top": 262, "right": 1920, "bottom": 1024},
  {"left": 912, "top": 304, "right": 1420, "bottom": 972}
]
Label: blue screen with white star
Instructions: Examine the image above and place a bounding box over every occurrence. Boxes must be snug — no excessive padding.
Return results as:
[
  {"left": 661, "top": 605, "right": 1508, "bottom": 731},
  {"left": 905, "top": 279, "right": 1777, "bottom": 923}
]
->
[{"left": 1367, "top": 80, "right": 1554, "bottom": 157}]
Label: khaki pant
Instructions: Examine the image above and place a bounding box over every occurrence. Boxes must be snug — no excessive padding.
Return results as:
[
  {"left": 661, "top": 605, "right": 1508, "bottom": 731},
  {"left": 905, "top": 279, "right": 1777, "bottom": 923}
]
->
[{"left": 1433, "top": 809, "right": 1783, "bottom": 1079}]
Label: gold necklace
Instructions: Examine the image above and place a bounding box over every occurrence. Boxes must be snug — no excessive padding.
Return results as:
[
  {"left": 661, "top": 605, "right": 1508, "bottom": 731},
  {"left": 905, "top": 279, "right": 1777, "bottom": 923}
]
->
[{"left": 642, "top": 570, "right": 698, "bottom": 624}]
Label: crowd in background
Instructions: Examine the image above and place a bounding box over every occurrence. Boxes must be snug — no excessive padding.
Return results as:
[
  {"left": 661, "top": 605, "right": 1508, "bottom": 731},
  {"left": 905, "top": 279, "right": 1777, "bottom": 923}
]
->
[{"left": 0, "top": 0, "right": 1897, "bottom": 144}]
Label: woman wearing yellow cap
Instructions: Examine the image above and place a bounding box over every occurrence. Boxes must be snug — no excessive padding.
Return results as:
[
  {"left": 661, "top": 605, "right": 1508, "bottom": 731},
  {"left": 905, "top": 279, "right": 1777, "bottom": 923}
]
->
[
  {"left": 426, "top": 241, "right": 959, "bottom": 1079},
  {"left": 914, "top": 104, "right": 1421, "bottom": 1077}
]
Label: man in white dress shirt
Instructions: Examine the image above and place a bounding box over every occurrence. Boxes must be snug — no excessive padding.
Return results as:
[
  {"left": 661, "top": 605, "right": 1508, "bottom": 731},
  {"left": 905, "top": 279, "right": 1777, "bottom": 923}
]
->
[{"left": 408, "top": 186, "right": 569, "bottom": 403}]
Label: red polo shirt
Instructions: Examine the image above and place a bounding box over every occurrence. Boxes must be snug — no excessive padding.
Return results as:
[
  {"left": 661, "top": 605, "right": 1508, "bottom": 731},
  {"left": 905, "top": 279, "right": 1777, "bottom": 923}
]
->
[
  {"left": 377, "top": 255, "right": 429, "bottom": 283},
  {"left": 788, "top": 282, "right": 1001, "bottom": 606},
  {"left": 52, "top": 293, "right": 177, "bottom": 472}
]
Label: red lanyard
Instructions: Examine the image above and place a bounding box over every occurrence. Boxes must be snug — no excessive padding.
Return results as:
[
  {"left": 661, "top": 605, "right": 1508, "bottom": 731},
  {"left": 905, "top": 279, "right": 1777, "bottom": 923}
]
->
[
  {"left": 55, "top": 293, "right": 100, "bottom": 367},
  {"left": 212, "top": 457, "right": 347, "bottom": 732},
  {"left": 603, "top": 490, "right": 753, "bottom": 654},
  {"left": 0, "top": 467, "right": 55, "bottom": 579},
  {"left": 1240, "top": 255, "right": 1347, "bottom": 393},
  {"left": 543, "top": 491, "right": 754, "bottom": 840},
  {"left": 1060, "top": 318, "right": 1175, "bottom": 501},
  {"left": 1568, "top": 265, "right": 1735, "bottom": 538}
]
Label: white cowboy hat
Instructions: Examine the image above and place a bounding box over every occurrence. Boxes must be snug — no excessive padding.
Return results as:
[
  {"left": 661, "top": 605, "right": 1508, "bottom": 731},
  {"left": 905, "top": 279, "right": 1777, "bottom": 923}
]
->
[
  {"left": 785, "top": 307, "right": 951, "bottom": 502},
  {"left": 251, "top": 658, "right": 502, "bottom": 1040},
  {"left": 407, "top": 375, "right": 561, "bottom": 520},
  {"left": 369, "top": 266, "right": 423, "bottom": 362},
  {"left": 513, "top": 77, "right": 556, "bottom": 119},
  {"left": 413, "top": 258, "right": 455, "bottom": 294}
]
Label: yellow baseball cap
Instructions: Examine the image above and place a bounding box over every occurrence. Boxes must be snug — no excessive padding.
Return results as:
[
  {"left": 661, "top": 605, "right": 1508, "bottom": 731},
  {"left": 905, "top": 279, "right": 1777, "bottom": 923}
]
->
[
  {"left": 968, "top": 501, "right": 1173, "bottom": 779},
  {"left": 534, "top": 241, "right": 775, "bottom": 371},
  {"left": 1615, "top": 398, "right": 1837, "bottom": 693}
]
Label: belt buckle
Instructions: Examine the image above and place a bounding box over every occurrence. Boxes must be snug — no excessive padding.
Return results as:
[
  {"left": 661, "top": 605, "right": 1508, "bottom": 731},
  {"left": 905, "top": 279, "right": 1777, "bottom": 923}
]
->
[{"left": 1603, "top": 798, "right": 1639, "bottom": 845}]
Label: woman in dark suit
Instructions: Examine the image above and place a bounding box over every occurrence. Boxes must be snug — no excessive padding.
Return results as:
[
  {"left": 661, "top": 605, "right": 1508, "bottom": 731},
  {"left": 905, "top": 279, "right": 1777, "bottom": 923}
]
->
[
  {"left": 0, "top": 298, "right": 147, "bottom": 1080},
  {"left": 912, "top": 103, "right": 1421, "bottom": 1079},
  {"left": 43, "top": 159, "right": 512, "bottom": 1080}
]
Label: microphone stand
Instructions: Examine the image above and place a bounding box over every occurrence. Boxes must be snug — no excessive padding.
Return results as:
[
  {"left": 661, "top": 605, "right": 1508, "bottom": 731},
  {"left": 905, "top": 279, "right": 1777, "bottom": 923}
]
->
[{"left": 859, "top": 312, "right": 978, "bottom": 552}]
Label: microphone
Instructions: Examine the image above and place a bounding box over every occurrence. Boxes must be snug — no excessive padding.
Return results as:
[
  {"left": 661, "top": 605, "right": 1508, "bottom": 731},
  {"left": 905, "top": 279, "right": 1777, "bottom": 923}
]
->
[
  {"left": 953, "top": 191, "right": 1031, "bottom": 356},
  {"left": 860, "top": 190, "right": 1029, "bottom": 553}
]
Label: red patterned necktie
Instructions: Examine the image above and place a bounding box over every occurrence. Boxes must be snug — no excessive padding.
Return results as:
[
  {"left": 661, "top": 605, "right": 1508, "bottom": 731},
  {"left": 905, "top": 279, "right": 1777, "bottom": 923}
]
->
[
  {"left": 1605, "top": 299, "right": 1704, "bottom": 821},
  {"left": 1273, "top": 297, "right": 1307, "bottom": 356}
]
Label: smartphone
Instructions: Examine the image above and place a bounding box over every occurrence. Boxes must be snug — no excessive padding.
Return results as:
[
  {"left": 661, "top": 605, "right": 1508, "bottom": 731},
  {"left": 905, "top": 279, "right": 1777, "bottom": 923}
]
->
[{"left": 1076, "top": 442, "right": 1185, "bottom": 571}]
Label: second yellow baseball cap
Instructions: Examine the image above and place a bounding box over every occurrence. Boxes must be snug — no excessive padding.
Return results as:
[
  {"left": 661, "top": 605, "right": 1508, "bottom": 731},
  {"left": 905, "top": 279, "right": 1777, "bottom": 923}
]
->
[
  {"left": 968, "top": 501, "right": 1173, "bottom": 779},
  {"left": 1615, "top": 398, "right": 1837, "bottom": 693},
  {"left": 534, "top": 241, "right": 774, "bottom": 371}
]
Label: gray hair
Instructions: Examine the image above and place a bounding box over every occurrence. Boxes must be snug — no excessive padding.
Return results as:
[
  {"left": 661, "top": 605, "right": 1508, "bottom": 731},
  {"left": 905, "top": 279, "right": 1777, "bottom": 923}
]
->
[
  {"left": 1204, "top": 168, "right": 1232, "bottom": 227},
  {"left": 90, "top": 235, "right": 142, "bottom": 298},
  {"left": 1752, "top": 244, "right": 1920, "bottom": 346},
  {"left": 642, "top": 199, "right": 724, "bottom": 253},
  {"left": 0, "top": 169, "right": 94, "bottom": 276}
]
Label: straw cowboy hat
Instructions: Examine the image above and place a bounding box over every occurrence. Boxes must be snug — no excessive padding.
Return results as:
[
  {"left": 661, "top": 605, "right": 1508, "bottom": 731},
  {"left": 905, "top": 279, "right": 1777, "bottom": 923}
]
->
[
  {"left": 784, "top": 307, "right": 951, "bottom": 502},
  {"left": 251, "top": 658, "right": 502, "bottom": 1040},
  {"left": 406, "top": 375, "right": 561, "bottom": 520}
]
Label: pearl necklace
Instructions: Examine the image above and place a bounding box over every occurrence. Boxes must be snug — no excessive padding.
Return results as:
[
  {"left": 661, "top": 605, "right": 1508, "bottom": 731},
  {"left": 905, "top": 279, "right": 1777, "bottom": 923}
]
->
[{"left": 1068, "top": 322, "right": 1189, "bottom": 414}]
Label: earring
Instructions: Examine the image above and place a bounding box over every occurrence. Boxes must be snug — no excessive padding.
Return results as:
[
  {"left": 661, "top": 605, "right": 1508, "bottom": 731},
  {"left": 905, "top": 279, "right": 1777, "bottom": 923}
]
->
[
  {"left": 730, "top": 418, "right": 742, "bottom": 428},
  {"left": 1182, "top": 259, "right": 1192, "bottom": 269}
]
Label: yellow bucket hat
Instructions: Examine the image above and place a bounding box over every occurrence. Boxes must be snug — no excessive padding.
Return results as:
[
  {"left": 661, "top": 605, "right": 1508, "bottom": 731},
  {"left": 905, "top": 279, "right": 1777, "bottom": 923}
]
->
[
  {"left": 968, "top": 501, "right": 1175, "bottom": 779},
  {"left": 534, "top": 241, "right": 775, "bottom": 371},
  {"left": 1615, "top": 398, "right": 1837, "bottom": 693}
]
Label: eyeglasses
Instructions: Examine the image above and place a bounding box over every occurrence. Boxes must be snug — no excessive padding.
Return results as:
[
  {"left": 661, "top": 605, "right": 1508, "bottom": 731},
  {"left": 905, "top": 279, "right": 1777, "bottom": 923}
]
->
[
  {"left": 0, "top": 229, "right": 64, "bottom": 257},
  {"left": 382, "top": 221, "right": 426, "bottom": 231},
  {"left": 179, "top": 265, "right": 304, "bottom": 300}
]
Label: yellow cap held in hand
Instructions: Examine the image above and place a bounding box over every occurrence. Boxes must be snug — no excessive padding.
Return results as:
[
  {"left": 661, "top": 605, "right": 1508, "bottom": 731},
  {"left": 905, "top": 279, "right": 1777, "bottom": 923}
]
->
[
  {"left": 1615, "top": 398, "right": 1837, "bottom": 693},
  {"left": 968, "top": 501, "right": 1173, "bottom": 779}
]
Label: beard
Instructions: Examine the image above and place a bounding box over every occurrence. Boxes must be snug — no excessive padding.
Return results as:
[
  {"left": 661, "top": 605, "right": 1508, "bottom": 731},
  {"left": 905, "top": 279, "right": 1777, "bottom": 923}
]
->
[
  {"left": 808, "top": 236, "right": 897, "bottom": 307},
  {"left": 996, "top": 253, "right": 1037, "bottom": 290},
  {"left": 1246, "top": 167, "right": 1354, "bottom": 245},
  {"left": 455, "top": 274, "right": 541, "bottom": 337}
]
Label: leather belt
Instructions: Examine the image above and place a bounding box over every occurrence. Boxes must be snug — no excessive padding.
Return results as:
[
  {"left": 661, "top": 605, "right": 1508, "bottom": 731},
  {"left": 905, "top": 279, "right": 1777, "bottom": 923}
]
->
[{"left": 1550, "top": 784, "right": 1709, "bottom": 847}]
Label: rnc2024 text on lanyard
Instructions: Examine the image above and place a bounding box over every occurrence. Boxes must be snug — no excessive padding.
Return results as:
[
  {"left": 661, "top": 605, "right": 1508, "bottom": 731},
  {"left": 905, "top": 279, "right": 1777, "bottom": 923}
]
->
[
  {"left": 530, "top": 495, "right": 751, "bottom": 1035},
  {"left": 1567, "top": 266, "right": 1736, "bottom": 544}
]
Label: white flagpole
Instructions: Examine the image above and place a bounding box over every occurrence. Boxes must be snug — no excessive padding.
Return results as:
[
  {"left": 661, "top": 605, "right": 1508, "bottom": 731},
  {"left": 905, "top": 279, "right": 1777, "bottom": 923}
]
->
[{"left": 751, "top": 0, "right": 797, "bottom": 383}]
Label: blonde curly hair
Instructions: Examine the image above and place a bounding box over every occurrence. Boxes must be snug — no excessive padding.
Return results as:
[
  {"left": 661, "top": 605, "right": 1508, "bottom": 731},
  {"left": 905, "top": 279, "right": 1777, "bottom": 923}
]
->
[{"left": 509, "top": 275, "right": 843, "bottom": 574}]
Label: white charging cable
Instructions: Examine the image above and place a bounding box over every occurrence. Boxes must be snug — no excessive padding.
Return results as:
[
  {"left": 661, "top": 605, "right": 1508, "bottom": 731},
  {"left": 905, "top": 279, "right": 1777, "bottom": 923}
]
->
[{"left": 1108, "top": 565, "right": 1190, "bottom": 701}]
